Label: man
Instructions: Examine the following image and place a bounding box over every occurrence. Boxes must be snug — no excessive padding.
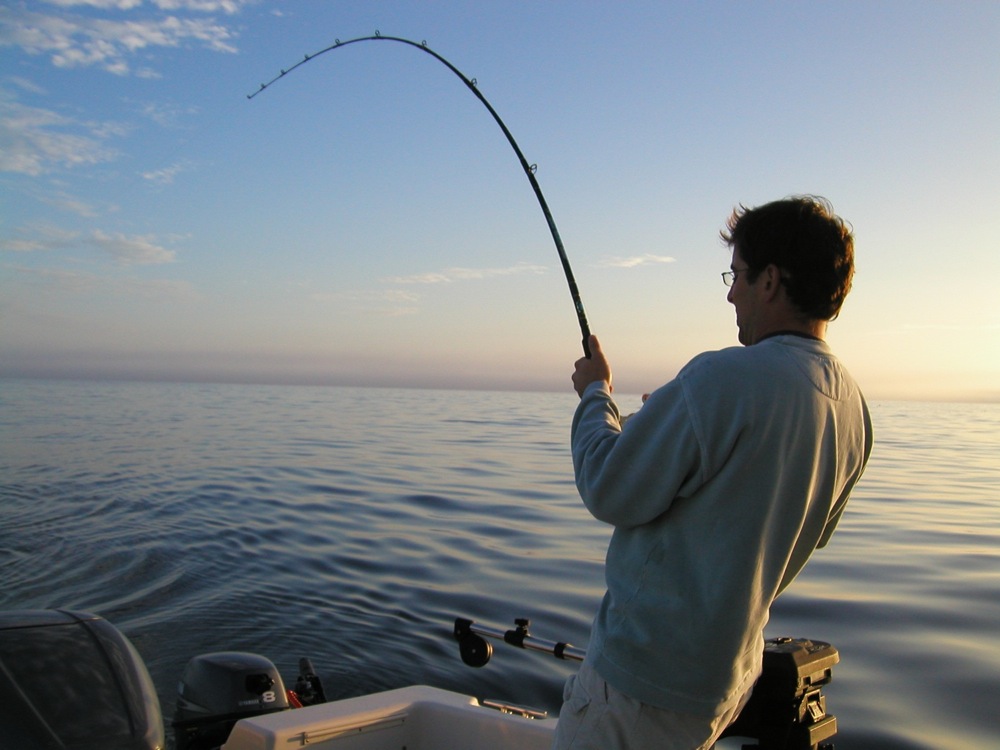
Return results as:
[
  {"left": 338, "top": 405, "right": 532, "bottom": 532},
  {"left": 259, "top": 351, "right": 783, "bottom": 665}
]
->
[{"left": 553, "top": 196, "right": 873, "bottom": 750}]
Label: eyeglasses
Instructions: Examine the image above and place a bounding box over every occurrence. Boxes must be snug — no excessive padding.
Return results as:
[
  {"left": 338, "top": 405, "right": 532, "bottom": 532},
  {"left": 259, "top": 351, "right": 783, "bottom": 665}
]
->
[{"left": 721, "top": 267, "right": 749, "bottom": 287}]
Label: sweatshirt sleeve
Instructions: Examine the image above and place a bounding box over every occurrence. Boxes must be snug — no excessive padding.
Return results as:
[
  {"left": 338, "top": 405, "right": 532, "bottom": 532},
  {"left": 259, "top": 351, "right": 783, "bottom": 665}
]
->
[
  {"left": 817, "top": 392, "right": 874, "bottom": 548},
  {"left": 571, "top": 379, "right": 705, "bottom": 528}
]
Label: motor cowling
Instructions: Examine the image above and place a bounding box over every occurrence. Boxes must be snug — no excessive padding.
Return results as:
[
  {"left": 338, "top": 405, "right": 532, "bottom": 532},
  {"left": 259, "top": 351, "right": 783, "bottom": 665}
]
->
[
  {"left": 0, "top": 609, "right": 164, "bottom": 750},
  {"left": 173, "top": 652, "right": 290, "bottom": 750}
]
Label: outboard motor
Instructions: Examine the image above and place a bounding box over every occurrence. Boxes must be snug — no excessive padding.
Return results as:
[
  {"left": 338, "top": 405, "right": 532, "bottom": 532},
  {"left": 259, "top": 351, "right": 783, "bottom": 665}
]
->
[
  {"left": 0, "top": 609, "right": 164, "bottom": 750},
  {"left": 173, "top": 651, "right": 291, "bottom": 750}
]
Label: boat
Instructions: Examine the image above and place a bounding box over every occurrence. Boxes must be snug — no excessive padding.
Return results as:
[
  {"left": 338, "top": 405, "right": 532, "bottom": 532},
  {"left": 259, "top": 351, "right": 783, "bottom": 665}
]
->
[
  {"left": 0, "top": 609, "right": 840, "bottom": 750},
  {"left": 222, "top": 684, "right": 555, "bottom": 750}
]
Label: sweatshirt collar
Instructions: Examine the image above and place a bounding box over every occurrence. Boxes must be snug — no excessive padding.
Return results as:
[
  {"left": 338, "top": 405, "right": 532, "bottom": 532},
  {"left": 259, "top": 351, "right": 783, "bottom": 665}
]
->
[{"left": 757, "top": 330, "right": 825, "bottom": 344}]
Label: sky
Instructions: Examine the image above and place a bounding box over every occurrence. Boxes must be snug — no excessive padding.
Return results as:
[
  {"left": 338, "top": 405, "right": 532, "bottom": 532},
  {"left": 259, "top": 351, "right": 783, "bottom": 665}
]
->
[{"left": 1, "top": 1, "right": 997, "bottom": 401}]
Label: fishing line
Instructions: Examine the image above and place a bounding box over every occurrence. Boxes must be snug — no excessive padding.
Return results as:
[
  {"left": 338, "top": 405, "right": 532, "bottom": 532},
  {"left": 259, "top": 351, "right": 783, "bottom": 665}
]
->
[{"left": 248, "top": 32, "right": 592, "bottom": 358}]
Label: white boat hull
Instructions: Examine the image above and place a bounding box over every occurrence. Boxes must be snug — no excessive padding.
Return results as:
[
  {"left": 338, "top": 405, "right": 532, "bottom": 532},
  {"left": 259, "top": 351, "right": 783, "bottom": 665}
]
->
[{"left": 222, "top": 685, "right": 556, "bottom": 750}]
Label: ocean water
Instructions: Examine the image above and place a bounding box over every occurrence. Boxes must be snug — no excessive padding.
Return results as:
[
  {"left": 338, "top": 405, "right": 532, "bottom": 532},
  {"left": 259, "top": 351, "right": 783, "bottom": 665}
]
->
[{"left": 1, "top": 379, "right": 997, "bottom": 749}]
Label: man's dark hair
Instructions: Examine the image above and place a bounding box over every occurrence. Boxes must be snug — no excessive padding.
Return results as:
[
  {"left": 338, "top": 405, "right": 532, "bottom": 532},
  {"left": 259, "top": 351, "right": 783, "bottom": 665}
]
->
[{"left": 721, "top": 196, "right": 855, "bottom": 320}]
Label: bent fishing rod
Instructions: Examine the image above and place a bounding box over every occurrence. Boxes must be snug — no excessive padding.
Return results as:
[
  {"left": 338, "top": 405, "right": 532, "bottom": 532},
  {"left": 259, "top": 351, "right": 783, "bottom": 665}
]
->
[{"left": 248, "top": 32, "right": 591, "bottom": 358}]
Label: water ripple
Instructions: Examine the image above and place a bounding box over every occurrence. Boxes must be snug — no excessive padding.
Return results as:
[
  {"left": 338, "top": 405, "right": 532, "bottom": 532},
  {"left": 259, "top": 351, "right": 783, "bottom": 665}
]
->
[{"left": 1, "top": 385, "right": 997, "bottom": 750}]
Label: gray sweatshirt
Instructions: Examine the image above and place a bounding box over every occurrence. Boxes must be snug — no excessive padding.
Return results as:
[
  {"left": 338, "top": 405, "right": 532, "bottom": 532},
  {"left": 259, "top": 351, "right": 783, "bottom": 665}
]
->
[{"left": 572, "top": 334, "right": 872, "bottom": 716}]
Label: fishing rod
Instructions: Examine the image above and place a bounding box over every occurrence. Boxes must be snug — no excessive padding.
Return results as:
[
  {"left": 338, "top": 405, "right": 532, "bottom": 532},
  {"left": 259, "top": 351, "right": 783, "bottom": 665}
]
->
[{"left": 248, "top": 32, "right": 592, "bottom": 358}]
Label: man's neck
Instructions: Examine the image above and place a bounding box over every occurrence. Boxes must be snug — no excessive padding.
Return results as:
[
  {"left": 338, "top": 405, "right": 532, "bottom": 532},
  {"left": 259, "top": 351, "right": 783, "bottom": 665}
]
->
[{"left": 752, "top": 319, "right": 827, "bottom": 345}]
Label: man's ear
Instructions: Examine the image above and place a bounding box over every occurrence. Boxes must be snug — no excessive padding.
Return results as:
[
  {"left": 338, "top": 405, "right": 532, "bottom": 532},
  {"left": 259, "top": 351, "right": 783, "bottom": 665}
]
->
[{"left": 762, "top": 264, "right": 782, "bottom": 301}]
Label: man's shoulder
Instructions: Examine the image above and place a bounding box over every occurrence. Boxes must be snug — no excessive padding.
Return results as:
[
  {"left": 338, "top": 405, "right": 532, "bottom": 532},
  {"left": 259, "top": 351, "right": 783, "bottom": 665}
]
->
[
  {"left": 679, "top": 345, "right": 754, "bottom": 379},
  {"left": 679, "top": 338, "right": 862, "bottom": 408},
  {"left": 677, "top": 339, "right": 829, "bottom": 392}
]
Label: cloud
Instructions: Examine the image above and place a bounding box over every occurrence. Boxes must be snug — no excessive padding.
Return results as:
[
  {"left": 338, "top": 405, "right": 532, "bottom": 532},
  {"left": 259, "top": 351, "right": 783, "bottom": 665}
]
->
[
  {"left": 45, "top": 1, "right": 246, "bottom": 12},
  {"left": 5, "top": 75, "right": 47, "bottom": 95},
  {"left": 597, "top": 254, "right": 676, "bottom": 269},
  {"left": 310, "top": 289, "right": 421, "bottom": 317},
  {"left": 140, "top": 160, "right": 188, "bottom": 184},
  {"left": 4, "top": 264, "right": 102, "bottom": 293},
  {"left": 0, "top": 95, "right": 121, "bottom": 174},
  {"left": 384, "top": 262, "right": 548, "bottom": 285},
  {"left": 0, "top": 88, "right": 201, "bottom": 178},
  {"left": 0, "top": 237, "right": 58, "bottom": 253},
  {"left": 0, "top": 223, "right": 80, "bottom": 252},
  {"left": 39, "top": 190, "right": 102, "bottom": 217},
  {"left": 1, "top": 223, "right": 178, "bottom": 264},
  {"left": 0, "top": 3, "right": 245, "bottom": 76},
  {"left": 6, "top": 263, "right": 196, "bottom": 298},
  {"left": 137, "top": 100, "right": 199, "bottom": 127},
  {"left": 90, "top": 229, "right": 176, "bottom": 264}
]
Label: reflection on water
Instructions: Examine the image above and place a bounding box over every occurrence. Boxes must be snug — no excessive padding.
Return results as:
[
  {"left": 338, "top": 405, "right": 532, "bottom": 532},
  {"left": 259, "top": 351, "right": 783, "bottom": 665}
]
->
[{"left": 1, "top": 382, "right": 998, "bottom": 749}]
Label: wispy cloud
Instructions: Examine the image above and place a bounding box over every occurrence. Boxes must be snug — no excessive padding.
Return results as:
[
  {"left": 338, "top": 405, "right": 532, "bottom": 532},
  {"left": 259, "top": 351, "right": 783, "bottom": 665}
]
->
[
  {"left": 1, "top": 67, "right": 198, "bottom": 180},
  {"left": 0, "top": 224, "right": 178, "bottom": 265},
  {"left": 309, "top": 289, "right": 421, "bottom": 317},
  {"left": 137, "top": 99, "right": 199, "bottom": 127},
  {"left": 311, "top": 289, "right": 420, "bottom": 304},
  {"left": 596, "top": 254, "right": 676, "bottom": 269},
  {"left": 5, "top": 75, "right": 47, "bottom": 95},
  {"left": 90, "top": 229, "right": 176, "bottom": 264},
  {"left": 0, "top": 223, "right": 80, "bottom": 253},
  {"left": 4, "top": 264, "right": 102, "bottom": 293},
  {"left": 44, "top": 2, "right": 246, "bottom": 12},
  {"left": 140, "top": 160, "right": 190, "bottom": 184},
  {"left": 383, "top": 262, "right": 548, "bottom": 285},
  {"left": 7, "top": 263, "right": 196, "bottom": 298},
  {"left": 0, "top": 2, "right": 246, "bottom": 76},
  {"left": 39, "top": 190, "right": 102, "bottom": 217},
  {"left": 0, "top": 95, "right": 122, "bottom": 175}
]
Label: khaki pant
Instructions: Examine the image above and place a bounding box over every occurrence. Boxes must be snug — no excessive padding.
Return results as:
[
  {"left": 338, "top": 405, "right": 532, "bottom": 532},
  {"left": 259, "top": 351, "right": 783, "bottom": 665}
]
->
[{"left": 551, "top": 662, "right": 750, "bottom": 750}]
